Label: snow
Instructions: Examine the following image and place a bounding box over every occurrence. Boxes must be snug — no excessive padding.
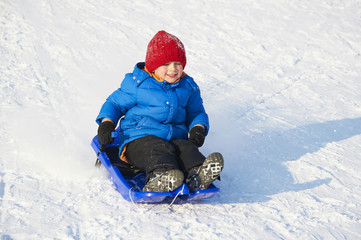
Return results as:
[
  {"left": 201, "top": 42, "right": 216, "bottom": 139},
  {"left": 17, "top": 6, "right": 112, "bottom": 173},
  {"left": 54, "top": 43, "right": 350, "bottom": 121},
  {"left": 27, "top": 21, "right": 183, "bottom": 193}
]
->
[{"left": 1, "top": 0, "right": 361, "bottom": 239}]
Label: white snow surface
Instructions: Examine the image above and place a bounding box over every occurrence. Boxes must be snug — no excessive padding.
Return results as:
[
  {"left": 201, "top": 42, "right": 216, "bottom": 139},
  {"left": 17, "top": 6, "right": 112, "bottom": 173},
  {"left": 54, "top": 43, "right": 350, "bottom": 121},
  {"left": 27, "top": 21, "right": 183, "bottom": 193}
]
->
[{"left": 1, "top": 0, "right": 361, "bottom": 239}]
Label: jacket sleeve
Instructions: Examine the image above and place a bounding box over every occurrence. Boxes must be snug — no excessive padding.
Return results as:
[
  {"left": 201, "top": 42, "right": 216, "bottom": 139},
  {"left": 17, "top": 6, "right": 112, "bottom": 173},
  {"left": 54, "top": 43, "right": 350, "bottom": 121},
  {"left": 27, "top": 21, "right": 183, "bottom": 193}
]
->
[
  {"left": 185, "top": 85, "right": 210, "bottom": 135},
  {"left": 96, "top": 74, "right": 137, "bottom": 125}
]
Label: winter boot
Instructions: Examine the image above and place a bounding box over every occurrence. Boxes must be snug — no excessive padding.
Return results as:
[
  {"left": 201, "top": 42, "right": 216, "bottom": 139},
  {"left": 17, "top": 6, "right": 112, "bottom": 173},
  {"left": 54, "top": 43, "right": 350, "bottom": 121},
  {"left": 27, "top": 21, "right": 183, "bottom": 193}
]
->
[
  {"left": 143, "top": 168, "right": 184, "bottom": 192},
  {"left": 186, "top": 152, "right": 224, "bottom": 192}
]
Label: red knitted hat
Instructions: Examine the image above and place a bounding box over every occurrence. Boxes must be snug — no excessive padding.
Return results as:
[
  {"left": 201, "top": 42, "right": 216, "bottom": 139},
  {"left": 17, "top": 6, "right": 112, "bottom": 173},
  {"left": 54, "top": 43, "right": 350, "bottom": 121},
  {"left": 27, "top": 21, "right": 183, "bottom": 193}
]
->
[{"left": 145, "top": 31, "right": 187, "bottom": 72}]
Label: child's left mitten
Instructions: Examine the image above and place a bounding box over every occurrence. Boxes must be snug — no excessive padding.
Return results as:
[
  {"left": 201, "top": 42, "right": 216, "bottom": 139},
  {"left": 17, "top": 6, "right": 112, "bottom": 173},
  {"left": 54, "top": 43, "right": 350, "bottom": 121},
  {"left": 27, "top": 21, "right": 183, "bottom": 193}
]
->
[{"left": 189, "top": 125, "right": 206, "bottom": 147}]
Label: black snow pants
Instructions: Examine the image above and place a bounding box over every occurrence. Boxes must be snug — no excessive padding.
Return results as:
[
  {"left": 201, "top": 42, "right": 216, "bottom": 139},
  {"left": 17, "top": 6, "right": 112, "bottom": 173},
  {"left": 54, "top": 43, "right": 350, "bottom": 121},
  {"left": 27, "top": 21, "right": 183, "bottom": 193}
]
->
[{"left": 125, "top": 135, "right": 206, "bottom": 175}]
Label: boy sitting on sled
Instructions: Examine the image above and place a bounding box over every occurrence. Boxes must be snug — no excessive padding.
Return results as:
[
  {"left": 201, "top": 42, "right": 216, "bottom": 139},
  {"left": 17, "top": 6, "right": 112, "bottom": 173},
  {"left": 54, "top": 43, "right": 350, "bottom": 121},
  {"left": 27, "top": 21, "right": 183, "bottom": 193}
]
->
[{"left": 96, "top": 30, "right": 224, "bottom": 192}]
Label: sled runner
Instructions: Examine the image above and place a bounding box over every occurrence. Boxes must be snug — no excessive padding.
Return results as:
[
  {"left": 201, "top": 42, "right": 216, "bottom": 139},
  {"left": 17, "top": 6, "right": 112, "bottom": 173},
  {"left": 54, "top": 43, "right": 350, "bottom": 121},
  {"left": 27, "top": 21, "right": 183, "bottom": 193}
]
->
[{"left": 91, "top": 129, "right": 220, "bottom": 203}]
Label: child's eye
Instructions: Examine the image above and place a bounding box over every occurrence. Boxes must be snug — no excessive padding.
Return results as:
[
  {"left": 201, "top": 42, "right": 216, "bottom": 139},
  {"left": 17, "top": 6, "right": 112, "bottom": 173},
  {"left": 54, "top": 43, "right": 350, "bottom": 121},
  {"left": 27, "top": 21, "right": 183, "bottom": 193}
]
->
[{"left": 163, "top": 62, "right": 181, "bottom": 67}]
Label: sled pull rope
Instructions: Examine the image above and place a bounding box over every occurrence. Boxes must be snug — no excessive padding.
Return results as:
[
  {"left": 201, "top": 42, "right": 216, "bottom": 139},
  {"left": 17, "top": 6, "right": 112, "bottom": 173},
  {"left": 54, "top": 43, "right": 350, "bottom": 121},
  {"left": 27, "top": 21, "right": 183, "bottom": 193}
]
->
[
  {"left": 169, "top": 184, "right": 185, "bottom": 207},
  {"left": 128, "top": 187, "right": 137, "bottom": 207},
  {"left": 128, "top": 184, "right": 184, "bottom": 207}
]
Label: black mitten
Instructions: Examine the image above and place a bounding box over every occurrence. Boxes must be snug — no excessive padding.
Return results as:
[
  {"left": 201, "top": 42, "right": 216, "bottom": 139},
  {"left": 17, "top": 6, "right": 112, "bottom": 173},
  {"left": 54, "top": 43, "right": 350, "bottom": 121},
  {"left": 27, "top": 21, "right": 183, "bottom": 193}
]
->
[
  {"left": 97, "top": 121, "right": 115, "bottom": 151},
  {"left": 189, "top": 125, "right": 206, "bottom": 147}
]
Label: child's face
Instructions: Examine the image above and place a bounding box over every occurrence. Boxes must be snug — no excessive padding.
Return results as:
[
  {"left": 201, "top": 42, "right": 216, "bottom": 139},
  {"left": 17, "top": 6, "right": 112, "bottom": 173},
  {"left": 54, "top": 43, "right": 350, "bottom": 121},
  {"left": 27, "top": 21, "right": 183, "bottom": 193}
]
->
[{"left": 154, "top": 62, "right": 183, "bottom": 83}]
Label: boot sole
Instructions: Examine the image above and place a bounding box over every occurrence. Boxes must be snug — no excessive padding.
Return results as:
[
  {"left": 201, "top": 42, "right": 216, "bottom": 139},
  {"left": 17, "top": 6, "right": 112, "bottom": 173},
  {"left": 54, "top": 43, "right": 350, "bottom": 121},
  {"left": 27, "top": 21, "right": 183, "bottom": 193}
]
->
[
  {"left": 143, "top": 170, "right": 184, "bottom": 192},
  {"left": 198, "top": 152, "right": 224, "bottom": 190}
]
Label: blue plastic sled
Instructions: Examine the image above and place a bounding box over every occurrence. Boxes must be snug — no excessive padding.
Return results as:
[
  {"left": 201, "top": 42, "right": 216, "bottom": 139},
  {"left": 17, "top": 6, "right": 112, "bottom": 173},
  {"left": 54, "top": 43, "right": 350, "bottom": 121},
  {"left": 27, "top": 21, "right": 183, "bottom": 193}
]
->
[{"left": 91, "top": 130, "right": 220, "bottom": 203}]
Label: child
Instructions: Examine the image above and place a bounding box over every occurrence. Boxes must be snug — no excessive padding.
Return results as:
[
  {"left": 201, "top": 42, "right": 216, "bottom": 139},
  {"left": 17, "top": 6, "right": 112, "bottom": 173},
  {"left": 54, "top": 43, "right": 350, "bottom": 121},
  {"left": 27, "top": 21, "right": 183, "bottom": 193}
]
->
[{"left": 96, "top": 30, "right": 224, "bottom": 192}]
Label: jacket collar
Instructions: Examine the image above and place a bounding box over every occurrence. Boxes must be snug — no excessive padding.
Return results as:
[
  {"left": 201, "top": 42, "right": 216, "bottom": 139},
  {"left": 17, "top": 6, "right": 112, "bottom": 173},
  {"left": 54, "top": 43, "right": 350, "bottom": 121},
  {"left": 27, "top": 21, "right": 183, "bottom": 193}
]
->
[{"left": 133, "top": 62, "right": 151, "bottom": 81}]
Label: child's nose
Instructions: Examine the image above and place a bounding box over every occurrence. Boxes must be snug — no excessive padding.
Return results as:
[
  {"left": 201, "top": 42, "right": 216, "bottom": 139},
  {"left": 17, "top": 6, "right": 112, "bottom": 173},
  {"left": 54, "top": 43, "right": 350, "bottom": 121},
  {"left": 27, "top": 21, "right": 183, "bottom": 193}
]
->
[{"left": 168, "top": 63, "right": 176, "bottom": 71}]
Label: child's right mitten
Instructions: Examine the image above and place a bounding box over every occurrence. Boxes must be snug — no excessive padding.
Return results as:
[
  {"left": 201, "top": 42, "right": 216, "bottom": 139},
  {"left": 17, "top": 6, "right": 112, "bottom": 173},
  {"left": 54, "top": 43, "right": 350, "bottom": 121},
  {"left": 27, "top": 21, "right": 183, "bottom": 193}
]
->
[{"left": 97, "top": 121, "right": 115, "bottom": 150}]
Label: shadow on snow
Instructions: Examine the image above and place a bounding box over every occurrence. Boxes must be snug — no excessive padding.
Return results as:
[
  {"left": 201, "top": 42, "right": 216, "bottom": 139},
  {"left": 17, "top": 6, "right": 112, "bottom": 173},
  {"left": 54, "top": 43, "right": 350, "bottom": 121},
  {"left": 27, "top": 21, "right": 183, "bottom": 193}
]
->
[{"left": 207, "top": 117, "right": 361, "bottom": 204}]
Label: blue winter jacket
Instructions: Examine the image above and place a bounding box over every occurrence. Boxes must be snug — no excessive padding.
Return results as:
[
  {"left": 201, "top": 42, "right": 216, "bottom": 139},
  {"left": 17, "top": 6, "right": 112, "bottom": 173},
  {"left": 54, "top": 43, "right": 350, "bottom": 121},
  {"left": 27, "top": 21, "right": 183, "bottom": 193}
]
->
[{"left": 96, "top": 62, "right": 209, "bottom": 154}]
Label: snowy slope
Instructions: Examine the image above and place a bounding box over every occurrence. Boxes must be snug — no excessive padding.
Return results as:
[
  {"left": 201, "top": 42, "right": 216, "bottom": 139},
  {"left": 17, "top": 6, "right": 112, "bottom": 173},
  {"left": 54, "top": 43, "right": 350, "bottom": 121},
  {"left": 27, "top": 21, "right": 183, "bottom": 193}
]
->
[{"left": 1, "top": 0, "right": 361, "bottom": 239}]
